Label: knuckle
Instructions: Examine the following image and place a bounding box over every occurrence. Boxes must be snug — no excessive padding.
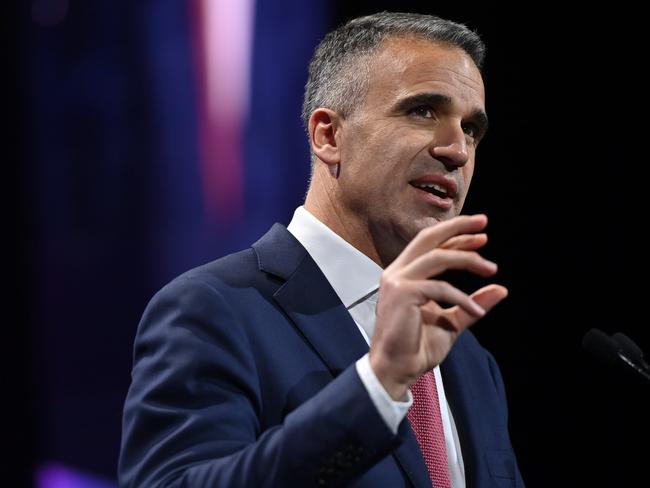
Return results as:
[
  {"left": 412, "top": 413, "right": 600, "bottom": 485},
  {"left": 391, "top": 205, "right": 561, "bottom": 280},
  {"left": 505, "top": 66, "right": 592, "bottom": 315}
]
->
[
  {"left": 427, "top": 248, "right": 440, "bottom": 259},
  {"left": 430, "top": 280, "right": 449, "bottom": 295},
  {"left": 380, "top": 276, "right": 403, "bottom": 293}
]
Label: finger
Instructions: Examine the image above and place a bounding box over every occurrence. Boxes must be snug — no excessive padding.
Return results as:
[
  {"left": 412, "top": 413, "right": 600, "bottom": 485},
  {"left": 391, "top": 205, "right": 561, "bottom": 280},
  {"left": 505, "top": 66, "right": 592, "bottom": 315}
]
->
[
  {"left": 440, "top": 233, "right": 487, "bottom": 251},
  {"left": 409, "top": 279, "right": 486, "bottom": 318},
  {"left": 392, "top": 214, "right": 488, "bottom": 268},
  {"left": 448, "top": 284, "right": 508, "bottom": 330},
  {"left": 398, "top": 248, "right": 497, "bottom": 280}
]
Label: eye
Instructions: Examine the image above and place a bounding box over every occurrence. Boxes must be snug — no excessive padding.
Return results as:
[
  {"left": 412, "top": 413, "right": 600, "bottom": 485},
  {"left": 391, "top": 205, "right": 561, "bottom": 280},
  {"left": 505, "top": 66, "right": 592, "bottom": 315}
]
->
[
  {"left": 461, "top": 123, "right": 478, "bottom": 139},
  {"left": 408, "top": 106, "right": 434, "bottom": 119}
]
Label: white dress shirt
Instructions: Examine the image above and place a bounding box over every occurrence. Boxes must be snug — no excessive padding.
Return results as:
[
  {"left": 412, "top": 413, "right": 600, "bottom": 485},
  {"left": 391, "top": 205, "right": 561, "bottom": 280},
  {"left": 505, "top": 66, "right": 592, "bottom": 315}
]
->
[{"left": 287, "top": 206, "right": 465, "bottom": 487}]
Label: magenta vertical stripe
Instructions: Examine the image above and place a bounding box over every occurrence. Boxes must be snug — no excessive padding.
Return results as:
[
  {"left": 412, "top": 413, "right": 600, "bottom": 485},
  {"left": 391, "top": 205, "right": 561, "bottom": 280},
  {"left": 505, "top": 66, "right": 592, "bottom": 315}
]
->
[{"left": 191, "top": 0, "right": 254, "bottom": 222}]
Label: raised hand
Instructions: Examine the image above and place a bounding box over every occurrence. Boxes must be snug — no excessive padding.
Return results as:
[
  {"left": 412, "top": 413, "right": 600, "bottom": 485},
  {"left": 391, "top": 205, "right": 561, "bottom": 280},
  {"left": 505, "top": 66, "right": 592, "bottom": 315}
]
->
[{"left": 369, "top": 214, "right": 508, "bottom": 400}]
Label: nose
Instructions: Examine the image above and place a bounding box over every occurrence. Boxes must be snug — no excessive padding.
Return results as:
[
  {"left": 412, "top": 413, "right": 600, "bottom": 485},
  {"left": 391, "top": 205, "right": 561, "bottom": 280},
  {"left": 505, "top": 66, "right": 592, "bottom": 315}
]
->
[{"left": 429, "top": 122, "right": 469, "bottom": 170}]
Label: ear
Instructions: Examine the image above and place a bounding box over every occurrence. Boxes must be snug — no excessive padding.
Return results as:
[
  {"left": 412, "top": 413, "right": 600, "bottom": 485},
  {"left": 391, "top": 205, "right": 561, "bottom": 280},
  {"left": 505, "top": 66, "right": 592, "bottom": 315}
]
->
[{"left": 308, "top": 108, "right": 342, "bottom": 167}]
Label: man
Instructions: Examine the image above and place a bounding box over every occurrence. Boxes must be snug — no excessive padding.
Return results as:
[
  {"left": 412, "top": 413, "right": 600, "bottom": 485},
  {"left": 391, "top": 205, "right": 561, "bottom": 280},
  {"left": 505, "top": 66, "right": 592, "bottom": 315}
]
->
[{"left": 119, "top": 12, "right": 525, "bottom": 488}]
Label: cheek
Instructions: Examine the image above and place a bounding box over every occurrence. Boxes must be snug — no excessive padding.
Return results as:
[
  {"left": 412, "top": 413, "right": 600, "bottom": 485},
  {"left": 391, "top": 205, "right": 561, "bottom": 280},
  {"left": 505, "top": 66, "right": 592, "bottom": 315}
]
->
[{"left": 462, "top": 161, "right": 475, "bottom": 185}]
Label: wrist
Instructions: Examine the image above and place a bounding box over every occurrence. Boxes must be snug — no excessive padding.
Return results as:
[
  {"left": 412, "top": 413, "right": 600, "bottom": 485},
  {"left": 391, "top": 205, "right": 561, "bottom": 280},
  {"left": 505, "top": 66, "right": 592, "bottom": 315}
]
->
[{"left": 369, "top": 353, "right": 411, "bottom": 401}]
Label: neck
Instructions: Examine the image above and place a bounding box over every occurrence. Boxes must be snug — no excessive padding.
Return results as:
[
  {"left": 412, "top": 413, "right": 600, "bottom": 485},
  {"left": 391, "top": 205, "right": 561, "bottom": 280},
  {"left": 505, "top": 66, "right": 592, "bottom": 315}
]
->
[{"left": 304, "top": 168, "right": 383, "bottom": 267}]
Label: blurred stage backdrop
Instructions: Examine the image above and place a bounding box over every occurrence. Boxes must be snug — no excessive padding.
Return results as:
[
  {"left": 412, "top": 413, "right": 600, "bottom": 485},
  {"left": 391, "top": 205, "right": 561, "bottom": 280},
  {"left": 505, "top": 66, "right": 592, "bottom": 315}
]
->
[{"left": 8, "top": 0, "right": 650, "bottom": 486}]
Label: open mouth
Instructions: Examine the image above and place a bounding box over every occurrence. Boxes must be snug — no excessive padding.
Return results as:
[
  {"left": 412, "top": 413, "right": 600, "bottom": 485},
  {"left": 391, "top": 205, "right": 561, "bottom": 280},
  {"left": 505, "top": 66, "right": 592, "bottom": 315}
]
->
[{"left": 410, "top": 182, "right": 450, "bottom": 199}]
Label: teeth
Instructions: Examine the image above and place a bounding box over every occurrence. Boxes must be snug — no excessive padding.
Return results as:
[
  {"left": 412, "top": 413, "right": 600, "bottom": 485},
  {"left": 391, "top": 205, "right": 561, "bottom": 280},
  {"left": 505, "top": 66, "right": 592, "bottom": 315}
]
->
[{"left": 415, "top": 183, "right": 447, "bottom": 195}]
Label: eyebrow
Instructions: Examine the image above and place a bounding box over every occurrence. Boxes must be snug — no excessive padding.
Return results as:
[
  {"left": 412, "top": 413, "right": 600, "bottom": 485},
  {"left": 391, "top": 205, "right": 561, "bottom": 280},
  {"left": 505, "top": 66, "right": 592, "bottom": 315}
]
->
[{"left": 394, "top": 92, "right": 489, "bottom": 137}]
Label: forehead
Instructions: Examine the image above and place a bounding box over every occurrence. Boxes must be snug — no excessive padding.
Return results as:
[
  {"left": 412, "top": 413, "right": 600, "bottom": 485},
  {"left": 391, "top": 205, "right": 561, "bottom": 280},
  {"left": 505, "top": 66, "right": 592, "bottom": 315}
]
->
[{"left": 364, "top": 37, "right": 485, "bottom": 109}]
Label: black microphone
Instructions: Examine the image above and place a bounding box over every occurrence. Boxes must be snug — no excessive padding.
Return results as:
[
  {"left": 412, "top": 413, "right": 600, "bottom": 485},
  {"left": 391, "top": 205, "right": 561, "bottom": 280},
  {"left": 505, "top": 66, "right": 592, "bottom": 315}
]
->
[
  {"left": 582, "top": 328, "right": 619, "bottom": 366},
  {"left": 581, "top": 328, "right": 650, "bottom": 384},
  {"left": 611, "top": 332, "right": 650, "bottom": 372}
]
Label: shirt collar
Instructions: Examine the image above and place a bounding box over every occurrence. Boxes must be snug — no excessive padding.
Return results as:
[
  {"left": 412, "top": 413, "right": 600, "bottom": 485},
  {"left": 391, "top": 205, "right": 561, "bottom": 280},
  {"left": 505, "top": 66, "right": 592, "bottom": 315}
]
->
[{"left": 287, "top": 206, "right": 382, "bottom": 308}]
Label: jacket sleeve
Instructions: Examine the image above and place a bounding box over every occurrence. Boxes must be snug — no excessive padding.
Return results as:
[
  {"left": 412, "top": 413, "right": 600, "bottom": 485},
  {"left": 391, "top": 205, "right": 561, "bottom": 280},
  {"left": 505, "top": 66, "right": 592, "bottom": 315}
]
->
[{"left": 118, "top": 275, "right": 402, "bottom": 488}]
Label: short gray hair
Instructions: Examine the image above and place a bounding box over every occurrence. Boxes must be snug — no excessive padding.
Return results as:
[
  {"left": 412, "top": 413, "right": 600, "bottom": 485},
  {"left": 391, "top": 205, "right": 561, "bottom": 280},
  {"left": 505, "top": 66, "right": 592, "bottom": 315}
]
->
[{"left": 302, "top": 12, "right": 486, "bottom": 145}]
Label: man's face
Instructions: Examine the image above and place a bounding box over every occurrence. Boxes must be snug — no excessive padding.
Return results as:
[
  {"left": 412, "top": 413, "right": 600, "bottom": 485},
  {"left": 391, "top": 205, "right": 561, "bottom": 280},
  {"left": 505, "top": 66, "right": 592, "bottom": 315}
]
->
[{"left": 336, "top": 38, "right": 487, "bottom": 264}]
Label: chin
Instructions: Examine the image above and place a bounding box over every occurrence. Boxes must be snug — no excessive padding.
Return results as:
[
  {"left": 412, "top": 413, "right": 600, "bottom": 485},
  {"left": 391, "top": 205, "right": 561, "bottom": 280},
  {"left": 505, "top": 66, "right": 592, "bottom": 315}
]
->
[
  {"left": 408, "top": 213, "right": 452, "bottom": 237},
  {"left": 416, "top": 214, "right": 446, "bottom": 228},
  {"left": 397, "top": 218, "right": 434, "bottom": 243}
]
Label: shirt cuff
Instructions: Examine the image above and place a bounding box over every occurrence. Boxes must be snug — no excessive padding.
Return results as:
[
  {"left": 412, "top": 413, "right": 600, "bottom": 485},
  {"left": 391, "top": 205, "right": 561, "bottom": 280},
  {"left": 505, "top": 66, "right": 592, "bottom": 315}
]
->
[{"left": 355, "top": 353, "right": 413, "bottom": 434}]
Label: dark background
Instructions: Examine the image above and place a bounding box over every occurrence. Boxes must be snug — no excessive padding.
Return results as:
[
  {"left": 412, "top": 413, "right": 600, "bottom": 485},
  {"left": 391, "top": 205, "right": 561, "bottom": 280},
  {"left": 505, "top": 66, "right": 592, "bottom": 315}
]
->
[{"left": 7, "top": 1, "right": 650, "bottom": 486}]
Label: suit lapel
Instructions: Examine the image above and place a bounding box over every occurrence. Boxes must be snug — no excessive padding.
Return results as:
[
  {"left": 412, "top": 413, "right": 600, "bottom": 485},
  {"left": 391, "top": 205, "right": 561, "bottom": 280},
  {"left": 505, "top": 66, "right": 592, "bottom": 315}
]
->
[
  {"left": 274, "top": 254, "right": 370, "bottom": 374},
  {"left": 393, "top": 423, "right": 435, "bottom": 487},
  {"left": 253, "top": 224, "right": 368, "bottom": 374},
  {"left": 253, "top": 224, "right": 431, "bottom": 487},
  {"left": 440, "top": 335, "right": 480, "bottom": 487}
]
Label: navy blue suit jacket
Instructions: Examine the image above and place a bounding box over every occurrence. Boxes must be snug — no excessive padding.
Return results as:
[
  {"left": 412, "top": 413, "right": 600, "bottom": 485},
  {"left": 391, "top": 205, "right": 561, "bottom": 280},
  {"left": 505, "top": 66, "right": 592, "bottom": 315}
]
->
[{"left": 119, "top": 224, "right": 524, "bottom": 487}]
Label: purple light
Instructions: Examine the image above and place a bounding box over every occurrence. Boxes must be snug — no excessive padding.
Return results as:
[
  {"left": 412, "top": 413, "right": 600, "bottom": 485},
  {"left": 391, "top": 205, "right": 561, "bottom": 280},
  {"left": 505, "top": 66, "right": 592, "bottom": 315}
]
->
[
  {"left": 192, "top": 0, "right": 255, "bottom": 223},
  {"left": 36, "top": 463, "right": 117, "bottom": 488},
  {"left": 200, "top": 0, "right": 254, "bottom": 120}
]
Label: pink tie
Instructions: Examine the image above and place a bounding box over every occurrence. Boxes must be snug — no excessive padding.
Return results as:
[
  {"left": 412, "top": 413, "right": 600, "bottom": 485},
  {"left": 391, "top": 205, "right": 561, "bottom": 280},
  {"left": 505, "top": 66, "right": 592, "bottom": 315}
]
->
[{"left": 407, "top": 371, "right": 451, "bottom": 488}]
